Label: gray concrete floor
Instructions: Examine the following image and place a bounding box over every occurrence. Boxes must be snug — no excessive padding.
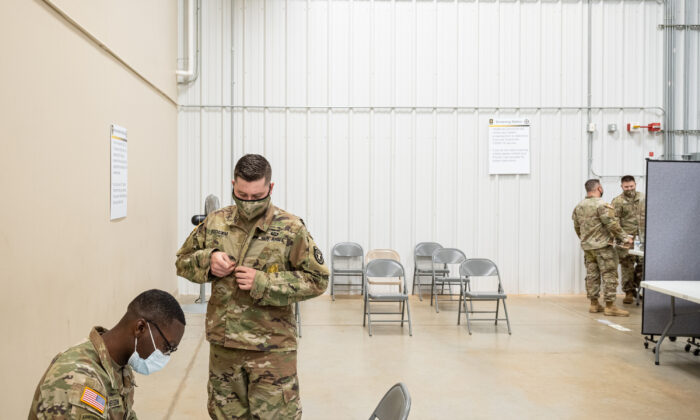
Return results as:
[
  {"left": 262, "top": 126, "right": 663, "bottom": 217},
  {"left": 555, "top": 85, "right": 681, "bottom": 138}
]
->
[{"left": 134, "top": 294, "right": 700, "bottom": 419}]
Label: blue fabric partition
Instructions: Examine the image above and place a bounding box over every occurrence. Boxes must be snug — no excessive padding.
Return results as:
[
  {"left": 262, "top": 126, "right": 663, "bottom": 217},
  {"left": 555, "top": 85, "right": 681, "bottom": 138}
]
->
[{"left": 642, "top": 160, "right": 700, "bottom": 336}]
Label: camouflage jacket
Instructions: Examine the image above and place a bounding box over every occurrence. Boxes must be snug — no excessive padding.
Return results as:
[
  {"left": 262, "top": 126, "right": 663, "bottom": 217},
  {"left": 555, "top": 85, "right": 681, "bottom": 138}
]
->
[
  {"left": 28, "top": 327, "right": 136, "bottom": 420},
  {"left": 572, "top": 197, "right": 628, "bottom": 250},
  {"left": 175, "top": 203, "right": 329, "bottom": 352},
  {"left": 611, "top": 191, "right": 645, "bottom": 237}
]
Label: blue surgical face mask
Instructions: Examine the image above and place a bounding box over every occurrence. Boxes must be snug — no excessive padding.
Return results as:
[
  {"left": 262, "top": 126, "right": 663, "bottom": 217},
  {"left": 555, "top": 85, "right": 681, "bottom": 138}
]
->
[{"left": 127, "top": 323, "right": 170, "bottom": 375}]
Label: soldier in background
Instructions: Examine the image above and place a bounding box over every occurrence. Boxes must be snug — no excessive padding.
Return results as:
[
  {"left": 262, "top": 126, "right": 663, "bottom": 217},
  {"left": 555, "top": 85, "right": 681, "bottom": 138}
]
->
[
  {"left": 176, "top": 154, "right": 328, "bottom": 420},
  {"left": 572, "top": 179, "right": 633, "bottom": 317},
  {"left": 29, "top": 289, "right": 186, "bottom": 419},
  {"left": 611, "top": 175, "right": 645, "bottom": 304}
]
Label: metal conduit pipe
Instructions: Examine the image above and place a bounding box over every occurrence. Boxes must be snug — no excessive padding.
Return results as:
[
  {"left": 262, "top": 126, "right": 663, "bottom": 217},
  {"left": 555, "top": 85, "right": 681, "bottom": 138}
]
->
[
  {"left": 180, "top": 105, "right": 665, "bottom": 112},
  {"left": 176, "top": 0, "right": 199, "bottom": 84},
  {"left": 664, "top": 0, "right": 677, "bottom": 159},
  {"left": 587, "top": 0, "right": 593, "bottom": 178},
  {"left": 231, "top": 0, "right": 236, "bottom": 182},
  {"left": 683, "top": 0, "right": 690, "bottom": 156}
]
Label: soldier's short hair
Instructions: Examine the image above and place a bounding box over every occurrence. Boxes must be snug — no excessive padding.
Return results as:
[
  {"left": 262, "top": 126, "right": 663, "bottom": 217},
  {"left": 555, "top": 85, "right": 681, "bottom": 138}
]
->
[
  {"left": 128, "top": 289, "right": 186, "bottom": 326},
  {"left": 585, "top": 179, "right": 600, "bottom": 192},
  {"left": 234, "top": 154, "right": 272, "bottom": 184},
  {"left": 621, "top": 175, "right": 635, "bottom": 184}
]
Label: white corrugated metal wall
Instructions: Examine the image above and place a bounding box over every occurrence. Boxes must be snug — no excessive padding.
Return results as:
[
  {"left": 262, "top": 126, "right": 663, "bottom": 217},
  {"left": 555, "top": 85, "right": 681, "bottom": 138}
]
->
[{"left": 177, "top": 0, "right": 669, "bottom": 296}]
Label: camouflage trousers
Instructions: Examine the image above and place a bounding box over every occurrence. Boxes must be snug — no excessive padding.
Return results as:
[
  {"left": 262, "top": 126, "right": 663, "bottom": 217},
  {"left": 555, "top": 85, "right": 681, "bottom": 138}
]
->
[
  {"left": 617, "top": 248, "right": 644, "bottom": 293},
  {"left": 208, "top": 344, "right": 301, "bottom": 420},
  {"left": 584, "top": 246, "right": 620, "bottom": 303}
]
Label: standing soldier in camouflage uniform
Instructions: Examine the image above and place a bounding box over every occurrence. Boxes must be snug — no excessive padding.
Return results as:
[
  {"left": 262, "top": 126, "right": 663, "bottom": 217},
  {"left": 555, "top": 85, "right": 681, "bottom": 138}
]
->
[
  {"left": 176, "top": 154, "right": 329, "bottom": 420},
  {"left": 29, "top": 289, "right": 186, "bottom": 419},
  {"left": 572, "top": 179, "right": 633, "bottom": 316},
  {"left": 611, "top": 175, "right": 645, "bottom": 304}
]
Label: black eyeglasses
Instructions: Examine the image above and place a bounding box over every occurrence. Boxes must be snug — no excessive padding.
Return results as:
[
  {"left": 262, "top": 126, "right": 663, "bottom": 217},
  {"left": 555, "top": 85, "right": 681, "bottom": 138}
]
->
[{"left": 146, "top": 320, "right": 177, "bottom": 355}]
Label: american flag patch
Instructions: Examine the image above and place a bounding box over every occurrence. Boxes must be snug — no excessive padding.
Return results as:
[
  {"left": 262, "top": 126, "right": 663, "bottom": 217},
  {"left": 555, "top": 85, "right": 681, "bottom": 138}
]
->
[{"left": 80, "top": 386, "right": 106, "bottom": 414}]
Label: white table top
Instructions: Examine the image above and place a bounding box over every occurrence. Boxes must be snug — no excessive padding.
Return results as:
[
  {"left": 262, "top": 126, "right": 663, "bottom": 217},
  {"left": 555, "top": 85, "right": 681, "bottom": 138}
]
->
[
  {"left": 628, "top": 249, "right": 644, "bottom": 257},
  {"left": 641, "top": 281, "right": 700, "bottom": 305}
]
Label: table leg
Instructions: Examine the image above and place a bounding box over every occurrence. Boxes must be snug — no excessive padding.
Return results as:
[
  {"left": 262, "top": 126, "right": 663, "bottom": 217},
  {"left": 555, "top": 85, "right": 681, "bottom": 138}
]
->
[{"left": 655, "top": 295, "right": 676, "bottom": 365}]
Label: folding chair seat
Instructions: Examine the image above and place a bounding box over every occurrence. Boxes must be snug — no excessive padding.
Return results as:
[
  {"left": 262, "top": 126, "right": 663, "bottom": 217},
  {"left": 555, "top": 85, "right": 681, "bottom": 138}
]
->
[{"left": 363, "top": 259, "right": 413, "bottom": 337}]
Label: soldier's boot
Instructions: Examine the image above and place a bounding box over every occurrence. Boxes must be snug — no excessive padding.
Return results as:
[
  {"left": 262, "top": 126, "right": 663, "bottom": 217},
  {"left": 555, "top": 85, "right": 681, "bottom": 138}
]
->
[
  {"left": 589, "top": 299, "right": 604, "bottom": 313},
  {"left": 604, "top": 302, "right": 630, "bottom": 317},
  {"left": 623, "top": 291, "right": 635, "bottom": 304}
]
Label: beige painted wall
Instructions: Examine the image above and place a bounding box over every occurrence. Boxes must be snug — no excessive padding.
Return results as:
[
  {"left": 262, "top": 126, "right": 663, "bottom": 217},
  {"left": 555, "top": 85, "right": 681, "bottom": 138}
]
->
[
  {"left": 49, "top": 0, "right": 178, "bottom": 101},
  {"left": 0, "top": 0, "right": 178, "bottom": 417}
]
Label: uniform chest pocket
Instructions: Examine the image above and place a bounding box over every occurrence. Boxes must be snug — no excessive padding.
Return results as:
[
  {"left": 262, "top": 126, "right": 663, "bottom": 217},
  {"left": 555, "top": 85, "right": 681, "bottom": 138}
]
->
[
  {"left": 204, "top": 228, "right": 243, "bottom": 261},
  {"left": 245, "top": 234, "right": 290, "bottom": 271}
]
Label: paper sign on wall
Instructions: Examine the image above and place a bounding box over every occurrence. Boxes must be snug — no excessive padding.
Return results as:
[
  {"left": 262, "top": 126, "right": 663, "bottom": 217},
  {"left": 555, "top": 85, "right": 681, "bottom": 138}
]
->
[
  {"left": 110, "top": 124, "right": 128, "bottom": 220},
  {"left": 488, "top": 118, "right": 531, "bottom": 175}
]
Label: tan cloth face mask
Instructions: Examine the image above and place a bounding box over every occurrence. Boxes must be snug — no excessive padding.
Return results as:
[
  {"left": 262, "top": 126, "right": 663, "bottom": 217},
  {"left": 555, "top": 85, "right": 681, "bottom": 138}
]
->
[{"left": 232, "top": 187, "right": 271, "bottom": 220}]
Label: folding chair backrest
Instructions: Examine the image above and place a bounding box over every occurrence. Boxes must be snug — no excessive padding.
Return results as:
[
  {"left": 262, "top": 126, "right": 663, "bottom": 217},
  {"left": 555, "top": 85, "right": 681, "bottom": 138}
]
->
[
  {"left": 367, "top": 249, "right": 401, "bottom": 263},
  {"left": 332, "top": 242, "right": 364, "bottom": 268},
  {"left": 460, "top": 259, "right": 504, "bottom": 292},
  {"left": 333, "top": 242, "right": 364, "bottom": 258},
  {"left": 369, "top": 382, "right": 411, "bottom": 420},
  {"left": 414, "top": 242, "right": 443, "bottom": 258},
  {"left": 365, "top": 259, "right": 405, "bottom": 278},
  {"left": 432, "top": 248, "right": 466, "bottom": 265}
]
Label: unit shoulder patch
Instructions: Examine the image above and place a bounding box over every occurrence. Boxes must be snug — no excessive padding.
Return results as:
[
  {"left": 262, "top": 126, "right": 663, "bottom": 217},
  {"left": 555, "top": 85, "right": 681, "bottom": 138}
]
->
[{"left": 313, "top": 246, "right": 324, "bottom": 265}]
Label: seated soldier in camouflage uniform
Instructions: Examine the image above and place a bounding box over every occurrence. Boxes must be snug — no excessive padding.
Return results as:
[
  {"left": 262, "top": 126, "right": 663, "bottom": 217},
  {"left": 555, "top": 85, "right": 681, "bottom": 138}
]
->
[
  {"left": 611, "top": 175, "right": 645, "bottom": 304},
  {"left": 28, "top": 289, "right": 186, "bottom": 419},
  {"left": 176, "top": 154, "right": 329, "bottom": 420},
  {"left": 572, "top": 179, "right": 633, "bottom": 316}
]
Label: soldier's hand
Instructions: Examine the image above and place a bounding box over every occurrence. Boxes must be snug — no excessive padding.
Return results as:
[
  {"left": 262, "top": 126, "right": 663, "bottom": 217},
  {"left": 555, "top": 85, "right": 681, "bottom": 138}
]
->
[
  {"left": 234, "top": 266, "right": 257, "bottom": 290},
  {"left": 211, "top": 252, "right": 236, "bottom": 277}
]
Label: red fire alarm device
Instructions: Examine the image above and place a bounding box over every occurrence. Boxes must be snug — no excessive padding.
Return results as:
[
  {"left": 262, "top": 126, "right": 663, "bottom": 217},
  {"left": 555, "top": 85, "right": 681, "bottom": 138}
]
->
[{"left": 628, "top": 122, "right": 661, "bottom": 132}]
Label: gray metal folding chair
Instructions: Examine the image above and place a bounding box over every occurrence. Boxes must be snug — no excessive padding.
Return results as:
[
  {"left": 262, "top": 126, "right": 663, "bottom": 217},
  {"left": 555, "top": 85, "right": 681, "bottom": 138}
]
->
[
  {"left": 431, "top": 248, "right": 468, "bottom": 313},
  {"left": 368, "top": 382, "right": 411, "bottom": 420},
  {"left": 412, "top": 242, "right": 449, "bottom": 301},
  {"left": 295, "top": 302, "right": 301, "bottom": 338},
  {"left": 459, "top": 259, "right": 512, "bottom": 335},
  {"left": 363, "top": 259, "right": 412, "bottom": 337},
  {"left": 330, "top": 242, "right": 364, "bottom": 301}
]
